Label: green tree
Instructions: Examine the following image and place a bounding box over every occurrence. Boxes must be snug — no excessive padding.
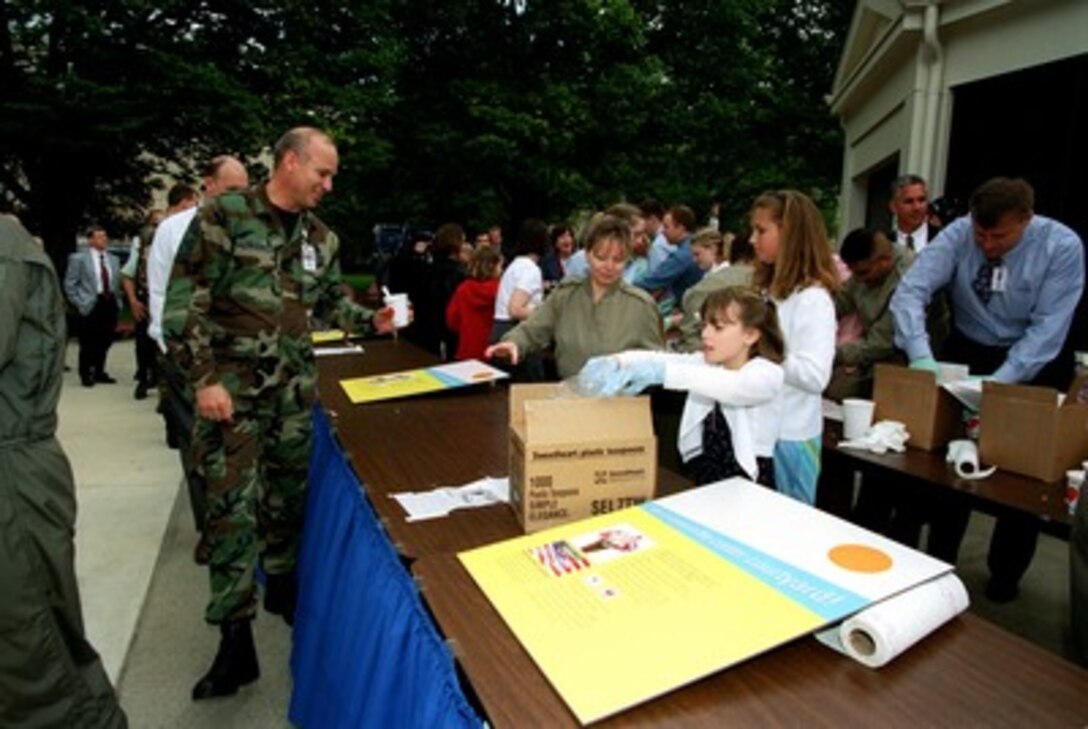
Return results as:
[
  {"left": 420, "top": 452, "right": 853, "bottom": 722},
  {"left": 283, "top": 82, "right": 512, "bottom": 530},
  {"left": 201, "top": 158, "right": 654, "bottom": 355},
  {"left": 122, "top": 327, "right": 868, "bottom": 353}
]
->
[
  {"left": 0, "top": 0, "right": 402, "bottom": 271},
  {"left": 372, "top": 0, "right": 848, "bottom": 239},
  {"left": 635, "top": 0, "right": 849, "bottom": 231},
  {"left": 380, "top": 0, "right": 665, "bottom": 236},
  {"left": 0, "top": 1, "right": 267, "bottom": 271},
  {"left": 0, "top": 0, "right": 849, "bottom": 271}
]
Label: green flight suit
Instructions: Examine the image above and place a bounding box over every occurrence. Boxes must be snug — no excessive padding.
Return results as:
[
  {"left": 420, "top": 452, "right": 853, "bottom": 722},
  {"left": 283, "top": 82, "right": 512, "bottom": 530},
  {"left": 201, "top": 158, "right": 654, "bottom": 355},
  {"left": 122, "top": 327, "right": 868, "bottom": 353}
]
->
[
  {"left": 675, "top": 263, "right": 754, "bottom": 352},
  {"left": 502, "top": 277, "right": 664, "bottom": 379},
  {"left": 0, "top": 217, "right": 126, "bottom": 728},
  {"left": 164, "top": 187, "right": 376, "bottom": 623}
]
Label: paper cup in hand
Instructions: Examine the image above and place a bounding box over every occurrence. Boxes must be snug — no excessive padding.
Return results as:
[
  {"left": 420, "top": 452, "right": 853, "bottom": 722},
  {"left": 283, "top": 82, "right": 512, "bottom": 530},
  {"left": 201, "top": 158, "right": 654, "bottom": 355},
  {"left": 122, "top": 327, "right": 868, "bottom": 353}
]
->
[
  {"left": 842, "top": 398, "right": 876, "bottom": 440},
  {"left": 384, "top": 293, "right": 410, "bottom": 329}
]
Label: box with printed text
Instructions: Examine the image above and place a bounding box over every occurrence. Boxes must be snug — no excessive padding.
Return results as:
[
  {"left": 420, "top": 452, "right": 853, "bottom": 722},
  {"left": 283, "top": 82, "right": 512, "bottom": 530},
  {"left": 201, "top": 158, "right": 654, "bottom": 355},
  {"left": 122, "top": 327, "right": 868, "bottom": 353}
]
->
[
  {"left": 979, "top": 374, "right": 1088, "bottom": 482},
  {"left": 508, "top": 384, "right": 658, "bottom": 533}
]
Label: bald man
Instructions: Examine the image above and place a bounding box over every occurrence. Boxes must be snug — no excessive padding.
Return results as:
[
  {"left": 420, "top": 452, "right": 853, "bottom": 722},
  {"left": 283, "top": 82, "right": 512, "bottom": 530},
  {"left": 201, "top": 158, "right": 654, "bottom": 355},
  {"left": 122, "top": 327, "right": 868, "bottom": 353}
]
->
[{"left": 165, "top": 129, "right": 394, "bottom": 699}]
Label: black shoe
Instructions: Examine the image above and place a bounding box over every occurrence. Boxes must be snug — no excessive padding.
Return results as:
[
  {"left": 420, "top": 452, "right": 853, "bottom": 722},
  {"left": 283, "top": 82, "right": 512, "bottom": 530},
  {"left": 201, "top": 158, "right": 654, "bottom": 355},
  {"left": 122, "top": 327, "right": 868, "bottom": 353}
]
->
[
  {"left": 985, "top": 579, "right": 1020, "bottom": 604},
  {"left": 134, "top": 383, "right": 148, "bottom": 400},
  {"left": 264, "top": 573, "right": 297, "bottom": 627},
  {"left": 81, "top": 376, "right": 95, "bottom": 388},
  {"left": 191, "top": 620, "right": 260, "bottom": 700},
  {"left": 165, "top": 421, "right": 180, "bottom": 450},
  {"left": 95, "top": 373, "right": 118, "bottom": 384}
]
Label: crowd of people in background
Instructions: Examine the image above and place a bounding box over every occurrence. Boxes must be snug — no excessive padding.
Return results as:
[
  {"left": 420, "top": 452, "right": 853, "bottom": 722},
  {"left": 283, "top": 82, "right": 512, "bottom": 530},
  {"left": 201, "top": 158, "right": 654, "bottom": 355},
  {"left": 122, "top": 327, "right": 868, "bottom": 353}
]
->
[
  {"left": 4, "top": 126, "right": 1087, "bottom": 726},
  {"left": 370, "top": 173, "right": 1088, "bottom": 631}
]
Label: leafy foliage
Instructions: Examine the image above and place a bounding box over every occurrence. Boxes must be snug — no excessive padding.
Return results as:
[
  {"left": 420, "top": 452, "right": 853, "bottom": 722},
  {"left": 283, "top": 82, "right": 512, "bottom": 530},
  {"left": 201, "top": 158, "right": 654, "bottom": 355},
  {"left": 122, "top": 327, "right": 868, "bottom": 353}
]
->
[{"left": 0, "top": 0, "right": 849, "bottom": 271}]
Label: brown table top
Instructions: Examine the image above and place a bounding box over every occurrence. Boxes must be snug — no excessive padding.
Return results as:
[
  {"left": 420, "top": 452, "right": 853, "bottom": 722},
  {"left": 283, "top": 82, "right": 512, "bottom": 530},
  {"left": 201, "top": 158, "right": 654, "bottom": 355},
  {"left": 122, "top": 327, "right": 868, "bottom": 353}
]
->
[
  {"left": 415, "top": 552, "right": 1088, "bottom": 727},
  {"left": 317, "top": 341, "right": 1088, "bottom": 725},
  {"left": 823, "top": 421, "right": 1071, "bottom": 527},
  {"left": 315, "top": 340, "right": 690, "bottom": 559},
  {"left": 316, "top": 340, "right": 515, "bottom": 558}
]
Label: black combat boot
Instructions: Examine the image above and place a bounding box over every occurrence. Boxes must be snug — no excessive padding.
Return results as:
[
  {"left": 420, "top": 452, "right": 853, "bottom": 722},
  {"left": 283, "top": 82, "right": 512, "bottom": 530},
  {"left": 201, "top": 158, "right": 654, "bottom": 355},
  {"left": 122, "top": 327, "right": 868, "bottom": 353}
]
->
[
  {"left": 264, "top": 573, "right": 297, "bottom": 627},
  {"left": 191, "top": 619, "right": 260, "bottom": 700}
]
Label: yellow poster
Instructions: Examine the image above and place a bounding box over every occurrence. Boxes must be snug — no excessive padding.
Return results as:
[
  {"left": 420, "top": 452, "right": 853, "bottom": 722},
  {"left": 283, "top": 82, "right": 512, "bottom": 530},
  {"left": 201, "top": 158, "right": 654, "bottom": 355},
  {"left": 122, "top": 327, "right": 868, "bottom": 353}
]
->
[
  {"left": 340, "top": 369, "right": 447, "bottom": 404},
  {"left": 459, "top": 479, "right": 950, "bottom": 724},
  {"left": 339, "top": 359, "right": 508, "bottom": 404},
  {"left": 311, "top": 329, "right": 348, "bottom": 344}
]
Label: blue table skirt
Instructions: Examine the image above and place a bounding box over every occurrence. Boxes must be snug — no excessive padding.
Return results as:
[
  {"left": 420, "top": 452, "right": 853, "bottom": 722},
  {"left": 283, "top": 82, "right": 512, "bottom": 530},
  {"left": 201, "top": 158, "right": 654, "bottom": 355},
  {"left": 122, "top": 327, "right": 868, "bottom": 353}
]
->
[{"left": 289, "top": 410, "right": 483, "bottom": 728}]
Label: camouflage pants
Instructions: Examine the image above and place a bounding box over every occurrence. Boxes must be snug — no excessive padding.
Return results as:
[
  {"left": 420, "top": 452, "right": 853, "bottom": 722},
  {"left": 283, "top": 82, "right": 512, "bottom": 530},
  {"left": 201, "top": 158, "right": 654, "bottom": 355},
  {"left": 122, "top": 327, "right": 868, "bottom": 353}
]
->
[{"left": 196, "top": 355, "right": 316, "bottom": 624}]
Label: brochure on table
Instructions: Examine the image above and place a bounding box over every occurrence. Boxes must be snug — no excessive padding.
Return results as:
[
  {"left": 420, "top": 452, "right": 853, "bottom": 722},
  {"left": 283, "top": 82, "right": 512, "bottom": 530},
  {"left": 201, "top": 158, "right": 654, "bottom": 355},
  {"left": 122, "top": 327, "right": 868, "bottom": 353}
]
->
[
  {"left": 339, "top": 359, "right": 508, "bottom": 404},
  {"left": 311, "top": 329, "right": 351, "bottom": 344},
  {"left": 459, "top": 478, "right": 952, "bottom": 725}
]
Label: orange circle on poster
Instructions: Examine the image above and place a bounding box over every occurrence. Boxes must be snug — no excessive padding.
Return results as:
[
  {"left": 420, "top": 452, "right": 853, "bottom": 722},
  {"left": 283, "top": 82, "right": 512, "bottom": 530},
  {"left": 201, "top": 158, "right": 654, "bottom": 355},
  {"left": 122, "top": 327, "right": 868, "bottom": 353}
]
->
[{"left": 828, "top": 544, "right": 893, "bottom": 573}]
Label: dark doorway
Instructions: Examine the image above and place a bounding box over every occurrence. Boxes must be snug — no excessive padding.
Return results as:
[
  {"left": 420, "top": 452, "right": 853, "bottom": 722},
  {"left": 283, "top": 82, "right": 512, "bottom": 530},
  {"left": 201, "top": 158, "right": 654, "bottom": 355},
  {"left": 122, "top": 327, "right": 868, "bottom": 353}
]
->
[{"left": 863, "top": 155, "right": 899, "bottom": 234}]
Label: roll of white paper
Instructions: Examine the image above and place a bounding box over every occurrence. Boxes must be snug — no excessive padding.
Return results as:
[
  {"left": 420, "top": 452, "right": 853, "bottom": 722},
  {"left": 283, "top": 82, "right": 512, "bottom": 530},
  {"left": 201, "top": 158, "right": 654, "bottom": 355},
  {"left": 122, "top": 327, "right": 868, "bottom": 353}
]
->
[
  {"left": 836, "top": 573, "right": 970, "bottom": 668},
  {"left": 946, "top": 438, "right": 996, "bottom": 480}
]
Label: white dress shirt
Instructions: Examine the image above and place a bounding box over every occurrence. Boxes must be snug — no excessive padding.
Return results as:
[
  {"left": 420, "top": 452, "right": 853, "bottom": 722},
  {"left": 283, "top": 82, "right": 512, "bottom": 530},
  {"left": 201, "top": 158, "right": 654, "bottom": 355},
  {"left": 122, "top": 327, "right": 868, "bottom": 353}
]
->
[
  {"left": 147, "top": 207, "right": 199, "bottom": 351},
  {"left": 895, "top": 221, "right": 930, "bottom": 253}
]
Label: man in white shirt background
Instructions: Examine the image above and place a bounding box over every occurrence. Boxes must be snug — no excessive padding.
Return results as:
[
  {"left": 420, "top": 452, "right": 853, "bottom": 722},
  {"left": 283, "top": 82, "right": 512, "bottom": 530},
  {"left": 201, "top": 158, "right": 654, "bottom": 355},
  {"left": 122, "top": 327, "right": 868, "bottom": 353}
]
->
[
  {"left": 889, "top": 174, "right": 931, "bottom": 253},
  {"left": 147, "top": 155, "right": 248, "bottom": 564},
  {"left": 148, "top": 157, "right": 248, "bottom": 350}
]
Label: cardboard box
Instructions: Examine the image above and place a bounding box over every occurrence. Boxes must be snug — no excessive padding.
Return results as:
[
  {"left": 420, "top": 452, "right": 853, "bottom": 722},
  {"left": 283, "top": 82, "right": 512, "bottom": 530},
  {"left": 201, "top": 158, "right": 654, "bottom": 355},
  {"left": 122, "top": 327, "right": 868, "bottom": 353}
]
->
[
  {"left": 872, "top": 364, "right": 963, "bottom": 451},
  {"left": 979, "top": 374, "right": 1088, "bottom": 482},
  {"left": 508, "top": 384, "right": 657, "bottom": 533}
]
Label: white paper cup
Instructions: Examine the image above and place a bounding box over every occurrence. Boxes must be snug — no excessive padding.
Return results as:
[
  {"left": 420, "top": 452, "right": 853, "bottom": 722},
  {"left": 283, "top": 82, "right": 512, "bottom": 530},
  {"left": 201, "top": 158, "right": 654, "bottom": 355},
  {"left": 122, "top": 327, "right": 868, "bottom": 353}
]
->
[
  {"left": 384, "top": 293, "right": 410, "bottom": 329},
  {"left": 842, "top": 398, "right": 876, "bottom": 440},
  {"left": 1066, "top": 470, "right": 1084, "bottom": 516}
]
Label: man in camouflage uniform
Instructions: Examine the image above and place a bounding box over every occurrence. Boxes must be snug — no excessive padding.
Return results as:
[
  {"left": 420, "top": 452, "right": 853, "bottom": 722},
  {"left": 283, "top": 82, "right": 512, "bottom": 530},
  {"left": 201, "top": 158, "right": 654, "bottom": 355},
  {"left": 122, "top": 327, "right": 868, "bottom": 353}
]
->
[
  {"left": 164, "top": 127, "right": 394, "bottom": 700},
  {"left": 0, "top": 214, "right": 127, "bottom": 728}
]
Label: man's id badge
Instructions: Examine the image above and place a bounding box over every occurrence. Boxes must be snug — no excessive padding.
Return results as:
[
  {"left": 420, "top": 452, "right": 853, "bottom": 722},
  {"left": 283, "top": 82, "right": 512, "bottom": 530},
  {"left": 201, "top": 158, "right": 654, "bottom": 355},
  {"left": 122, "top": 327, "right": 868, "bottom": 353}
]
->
[
  {"left": 302, "top": 242, "right": 318, "bottom": 272},
  {"left": 991, "top": 264, "right": 1008, "bottom": 293}
]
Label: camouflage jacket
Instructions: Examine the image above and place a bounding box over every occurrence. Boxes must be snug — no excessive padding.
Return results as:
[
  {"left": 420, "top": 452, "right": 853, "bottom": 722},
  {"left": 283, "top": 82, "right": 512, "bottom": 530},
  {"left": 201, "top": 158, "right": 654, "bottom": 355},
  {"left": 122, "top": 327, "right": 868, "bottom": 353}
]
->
[{"left": 163, "top": 185, "right": 374, "bottom": 390}]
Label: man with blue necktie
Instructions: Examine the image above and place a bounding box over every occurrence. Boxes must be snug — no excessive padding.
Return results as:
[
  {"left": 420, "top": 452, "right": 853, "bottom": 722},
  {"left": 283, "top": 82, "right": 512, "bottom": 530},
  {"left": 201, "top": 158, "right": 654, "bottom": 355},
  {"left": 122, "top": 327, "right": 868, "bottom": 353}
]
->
[
  {"left": 891, "top": 177, "right": 1085, "bottom": 603},
  {"left": 64, "top": 226, "right": 122, "bottom": 387}
]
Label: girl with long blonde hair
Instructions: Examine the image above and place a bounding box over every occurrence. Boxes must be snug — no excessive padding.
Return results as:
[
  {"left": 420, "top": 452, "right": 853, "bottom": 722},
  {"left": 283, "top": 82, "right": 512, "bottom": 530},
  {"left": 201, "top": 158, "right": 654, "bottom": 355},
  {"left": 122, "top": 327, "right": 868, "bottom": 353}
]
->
[{"left": 749, "top": 190, "right": 838, "bottom": 504}]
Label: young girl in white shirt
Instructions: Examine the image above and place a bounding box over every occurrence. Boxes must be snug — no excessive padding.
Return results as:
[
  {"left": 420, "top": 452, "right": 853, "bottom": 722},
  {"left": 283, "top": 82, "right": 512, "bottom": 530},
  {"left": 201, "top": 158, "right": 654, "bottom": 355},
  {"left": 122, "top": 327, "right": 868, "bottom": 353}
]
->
[
  {"left": 581, "top": 287, "right": 785, "bottom": 487},
  {"left": 490, "top": 219, "right": 548, "bottom": 343},
  {"left": 748, "top": 190, "right": 839, "bottom": 504}
]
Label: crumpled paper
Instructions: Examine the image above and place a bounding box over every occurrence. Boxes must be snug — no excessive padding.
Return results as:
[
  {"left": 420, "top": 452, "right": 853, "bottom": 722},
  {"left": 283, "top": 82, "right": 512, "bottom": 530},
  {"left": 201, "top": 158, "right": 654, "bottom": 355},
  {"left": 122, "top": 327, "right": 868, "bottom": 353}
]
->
[{"left": 838, "top": 420, "right": 910, "bottom": 454}]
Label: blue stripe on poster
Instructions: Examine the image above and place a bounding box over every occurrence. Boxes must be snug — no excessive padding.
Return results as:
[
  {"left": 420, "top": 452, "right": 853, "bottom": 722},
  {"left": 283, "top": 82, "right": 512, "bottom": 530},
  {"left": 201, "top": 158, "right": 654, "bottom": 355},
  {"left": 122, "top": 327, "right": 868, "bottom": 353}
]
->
[
  {"left": 427, "top": 367, "right": 465, "bottom": 387},
  {"left": 642, "top": 501, "right": 868, "bottom": 621}
]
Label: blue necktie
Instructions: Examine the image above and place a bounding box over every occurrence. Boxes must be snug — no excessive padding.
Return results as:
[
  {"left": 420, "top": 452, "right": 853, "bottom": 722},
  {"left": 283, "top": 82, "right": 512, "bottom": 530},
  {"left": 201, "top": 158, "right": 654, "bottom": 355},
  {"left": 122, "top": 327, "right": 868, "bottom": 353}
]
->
[{"left": 973, "top": 259, "right": 998, "bottom": 305}]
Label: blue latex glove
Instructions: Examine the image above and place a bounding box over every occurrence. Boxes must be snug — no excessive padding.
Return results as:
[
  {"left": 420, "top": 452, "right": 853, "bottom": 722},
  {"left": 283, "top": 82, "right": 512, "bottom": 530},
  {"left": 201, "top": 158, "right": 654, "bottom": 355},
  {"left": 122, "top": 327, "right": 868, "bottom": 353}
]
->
[
  {"left": 909, "top": 356, "right": 939, "bottom": 373},
  {"left": 575, "top": 356, "right": 626, "bottom": 396},
  {"left": 618, "top": 360, "right": 665, "bottom": 395}
]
